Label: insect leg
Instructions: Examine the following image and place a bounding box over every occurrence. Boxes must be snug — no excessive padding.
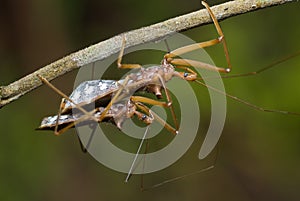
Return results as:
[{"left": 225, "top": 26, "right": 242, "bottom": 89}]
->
[
  {"left": 155, "top": 74, "right": 179, "bottom": 130},
  {"left": 141, "top": 73, "right": 179, "bottom": 130},
  {"left": 131, "top": 96, "right": 169, "bottom": 107},
  {"left": 142, "top": 166, "right": 214, "bottom": 191},
  {"left": 54, "top": 98, "right": 66, "bottom": 135},
  {"left": 131, "top": 94, "right": 179, "bottom": 131},
  {"left": 191, "top": 51, "right": 300, "bottom": 81},
  {"left": 125, "top": 100, "right": 177, "bottom": 183},
  {"left": 134, "top": 101, "right": 178, "bottom": 135},
  {"left": 164, "top": 1, "right": 231, "bottom": 73},
  {"left": 98, "top": 76, "right": 130, "bottom": 122},
  {"left": 125, "top": 126, "right": 150, "bottom": 183},
  {"left": 50, "top": 108, "right": 100, "bottom": 135},
  {"left": 117, "top": 36, "right": 142, "bottom": 69}
]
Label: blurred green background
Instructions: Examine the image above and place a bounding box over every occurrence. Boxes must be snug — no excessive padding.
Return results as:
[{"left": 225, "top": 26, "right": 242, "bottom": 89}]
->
[{"left": 1, "top": 0, "right": 300, "bottom": 200}]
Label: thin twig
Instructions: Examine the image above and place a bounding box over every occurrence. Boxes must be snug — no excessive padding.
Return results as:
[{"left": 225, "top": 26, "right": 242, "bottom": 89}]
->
[{"left": 0, "top": 0, "right": 296, "bottom": 108}]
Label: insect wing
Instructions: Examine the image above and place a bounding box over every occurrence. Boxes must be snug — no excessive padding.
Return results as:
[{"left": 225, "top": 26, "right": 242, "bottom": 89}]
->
[
  {"left": 63, "top": 80, "right": 119, "bottom": 113},
  {"left": 37, "top": 113, "right": 79, "bottom": 130}
]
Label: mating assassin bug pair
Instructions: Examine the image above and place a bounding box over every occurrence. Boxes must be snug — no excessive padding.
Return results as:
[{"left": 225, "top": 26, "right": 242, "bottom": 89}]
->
[
  {"left": 37, "top": 1, "right": 299, "bottom": 143},
  {"left": 37, "top": 1, "right": 231, "bottom": 136},
  {"left": 36, "top": 1, "right": 300, "bottom": 186}
]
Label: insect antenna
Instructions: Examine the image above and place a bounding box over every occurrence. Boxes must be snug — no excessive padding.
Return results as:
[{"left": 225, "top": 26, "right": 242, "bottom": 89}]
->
[
  {"left": 194, "top": 79, "right": 300, "bottom": 116},
  {"left": 221, "top": 50, "right": 300, "bottom": 79},
  {"left": 198, "top": 50, "right": 300, "bottom": 80}
]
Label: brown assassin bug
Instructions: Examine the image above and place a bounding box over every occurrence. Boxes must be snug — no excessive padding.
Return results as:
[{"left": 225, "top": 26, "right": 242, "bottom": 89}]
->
[
  {"left": 38, "top": 0, "right": 300, "bottom": 136},
  {"left": 37, "top": 75, "right": 177, "bottom": 182},
  {"left": 37, "top": 74, "right": 177, "bottom": 135},
  {"left": 36, "top": 1, "right": 300, "bottom": 189},
  {"left": 37, "top": 1, "right": 230, "bottom": 136}
]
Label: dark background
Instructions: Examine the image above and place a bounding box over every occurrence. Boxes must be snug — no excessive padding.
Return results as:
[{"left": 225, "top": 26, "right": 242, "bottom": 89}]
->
[{"left": 0, "top": 0, "right": 300, "bottom": 200}]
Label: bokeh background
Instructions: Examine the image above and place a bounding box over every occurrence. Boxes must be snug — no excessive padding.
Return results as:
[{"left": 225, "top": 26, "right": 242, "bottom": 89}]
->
[{"left": 1, "top": 0, "right": 300, "bottom": 200}]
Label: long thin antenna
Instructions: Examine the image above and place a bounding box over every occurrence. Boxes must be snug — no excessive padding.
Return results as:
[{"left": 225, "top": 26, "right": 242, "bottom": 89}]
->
[
  {"left": 195, "top": 80, "right": 300, "bottom": 116},
  {"left": 222, "top": 50, "right": 300, "bottom": 79}
]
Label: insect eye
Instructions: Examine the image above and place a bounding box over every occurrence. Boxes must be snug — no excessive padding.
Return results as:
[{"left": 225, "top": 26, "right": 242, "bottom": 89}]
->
[
  {"left": 141, "top": 115, "right": 147, "bottom": 120},
  {"left": 183, "top": 72, "right": 189, "bottom": 78}
]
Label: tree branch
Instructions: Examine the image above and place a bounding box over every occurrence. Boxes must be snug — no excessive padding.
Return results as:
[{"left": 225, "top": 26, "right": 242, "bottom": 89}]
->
[{"left": 0, "top": 0, "right": 296, "bottom": 108}]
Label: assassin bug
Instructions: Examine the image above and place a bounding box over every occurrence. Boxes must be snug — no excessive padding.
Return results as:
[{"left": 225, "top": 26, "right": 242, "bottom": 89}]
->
[
  {"left": 37, "top": 74, "right": 178, "bottom": 182},
  {"left": 36, "top": 1, "right": 300, "bottom": 189},
  {"left": 38, "top": 0, "right": 300, "bottom": 138},
  {"left": 37, "top": 74, "right": 177, "bottom": 135},
  {"left": 37, "top": 1, "right": 230, "bottom": 136}
]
